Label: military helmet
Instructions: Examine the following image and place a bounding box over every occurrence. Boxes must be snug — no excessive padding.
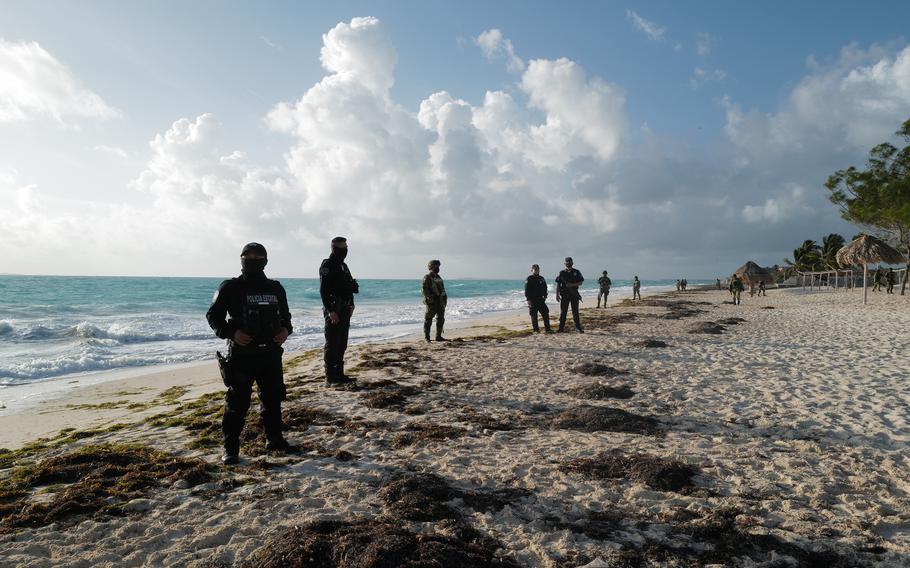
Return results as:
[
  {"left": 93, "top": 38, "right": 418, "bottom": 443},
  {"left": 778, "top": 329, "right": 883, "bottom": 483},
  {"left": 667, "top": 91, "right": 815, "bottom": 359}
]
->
[{"left": 427, "top": 259, "right": 441, "bottom": 269}]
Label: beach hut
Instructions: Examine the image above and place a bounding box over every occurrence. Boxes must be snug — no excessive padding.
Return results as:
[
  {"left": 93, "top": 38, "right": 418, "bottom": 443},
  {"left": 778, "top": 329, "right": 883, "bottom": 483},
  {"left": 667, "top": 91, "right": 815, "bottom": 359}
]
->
[
  {"left": 733, "top": 261, "right": 774, "bottom": 286},
  {"left": 836, "top": 234, "right": 907, "bottom": 305}
]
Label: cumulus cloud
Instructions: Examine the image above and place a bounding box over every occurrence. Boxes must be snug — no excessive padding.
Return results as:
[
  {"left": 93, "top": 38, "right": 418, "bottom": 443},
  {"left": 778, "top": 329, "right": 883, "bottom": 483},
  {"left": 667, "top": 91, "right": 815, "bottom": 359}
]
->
[
  {"left": 724, "top": 43, "right": 910, "bottom": 157},
  {"left": 741, "top": 185, "right": 812, "bottom": 224},
  {"left": 0, "top": 39, "right": 120, "bottom": 124},
  {"left": 626, "top": 10, "right": 665, "bottom": 42},
  {"left": 7, "top": 18, "right": 910, "bottom": 278},
  {"left": 475, "top": 29, "right": 525, "bottom": 73}
]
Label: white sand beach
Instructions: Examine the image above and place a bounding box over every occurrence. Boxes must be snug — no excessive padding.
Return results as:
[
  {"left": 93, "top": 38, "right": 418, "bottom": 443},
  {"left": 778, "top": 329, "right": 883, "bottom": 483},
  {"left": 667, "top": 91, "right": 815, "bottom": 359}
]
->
[{"left": 1, "top": 287, "right": 908, "bottom": 567}]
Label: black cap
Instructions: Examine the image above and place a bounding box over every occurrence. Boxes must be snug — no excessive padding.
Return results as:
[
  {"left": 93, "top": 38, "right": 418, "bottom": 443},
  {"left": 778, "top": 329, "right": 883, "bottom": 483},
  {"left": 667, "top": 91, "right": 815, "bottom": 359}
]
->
[
  {"left": 331, "top": 236, "right": 347, "bottom": 245},
  {"left": 564, "top": 257, "right": 573, "bottom": 263},
  {"left": 241, "top": 242, "right": 267, "bottom": 257}
]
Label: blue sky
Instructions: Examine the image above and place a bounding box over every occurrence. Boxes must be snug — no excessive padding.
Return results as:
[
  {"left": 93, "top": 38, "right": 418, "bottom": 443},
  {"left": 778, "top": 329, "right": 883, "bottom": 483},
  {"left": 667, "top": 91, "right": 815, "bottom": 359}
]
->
[{"left": 2, "top": 2, "right": 909, "bottom": 278}]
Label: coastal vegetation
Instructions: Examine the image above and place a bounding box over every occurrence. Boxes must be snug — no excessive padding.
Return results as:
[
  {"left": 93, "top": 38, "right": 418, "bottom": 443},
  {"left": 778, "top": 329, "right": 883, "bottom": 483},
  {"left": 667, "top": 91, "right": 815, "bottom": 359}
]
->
[{"left": 825, "top": 117, "right": 910, "bottom": 292}]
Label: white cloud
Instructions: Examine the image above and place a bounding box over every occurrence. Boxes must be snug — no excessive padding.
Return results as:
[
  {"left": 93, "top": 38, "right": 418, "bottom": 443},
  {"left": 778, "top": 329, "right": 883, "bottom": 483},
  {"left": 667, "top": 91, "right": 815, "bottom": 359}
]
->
[
  {"left": 475, "top": 29, "right": 525, "bottom": 73},
  {"left": 0, "top": 39, "right": 120, "bottom": 124},
  {"left": 689, "top": 67, "right": 727, "bottom": 89},
  {"left": 260, "top": 36, "right": 282, "bottom": 51},
  {"left": 7, "top": 19, "right": 907, "bottom": 278},
  {"left": 626, "top": 10, "right": 665, "bottom": 42},
  {"left": 724, "top": 43, "right": 910, "bottom": 156},
  {"left": 741, "top": 185, "right": 811, "bottom": 224}
]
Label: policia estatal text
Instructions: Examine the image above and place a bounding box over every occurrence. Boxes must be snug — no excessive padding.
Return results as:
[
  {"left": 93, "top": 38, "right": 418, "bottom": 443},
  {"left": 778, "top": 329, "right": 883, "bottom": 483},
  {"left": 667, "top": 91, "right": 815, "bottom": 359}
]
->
[
  {"left": 206, "top": 243, "right": 293, "bottom": 465},
  {"left": 320, "top": 236, "right": 359, "bottom": 385}
]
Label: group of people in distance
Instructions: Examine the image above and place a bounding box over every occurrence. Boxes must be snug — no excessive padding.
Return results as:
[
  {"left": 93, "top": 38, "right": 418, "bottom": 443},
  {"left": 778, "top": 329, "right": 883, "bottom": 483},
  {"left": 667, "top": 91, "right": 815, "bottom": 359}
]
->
[
  {"left": 872, "top": 266, "right": 898, "bottom": 294},
  {"left": 205, "top": 240, "right": 647, "bottom": 464},
  {"left": 675, "top": 278, "right": 688, "bottom": 291}
]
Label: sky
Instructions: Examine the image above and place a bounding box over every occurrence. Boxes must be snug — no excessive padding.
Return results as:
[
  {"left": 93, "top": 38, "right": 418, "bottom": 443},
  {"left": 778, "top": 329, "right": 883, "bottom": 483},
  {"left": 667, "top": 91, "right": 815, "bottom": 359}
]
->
[{"left": 2, "top": 1, "right": 910, "bottom": 279}]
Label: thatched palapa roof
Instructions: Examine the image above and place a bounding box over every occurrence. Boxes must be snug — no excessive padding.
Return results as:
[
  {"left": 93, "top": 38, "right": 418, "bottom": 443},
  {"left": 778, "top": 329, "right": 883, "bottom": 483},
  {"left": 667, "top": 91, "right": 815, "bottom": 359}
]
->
[
  {"left": 733, "top": 261, "right": 774, "bottom": 285},
  {"left": 836, "top": 234, "right": 906, "bottom": 268}
]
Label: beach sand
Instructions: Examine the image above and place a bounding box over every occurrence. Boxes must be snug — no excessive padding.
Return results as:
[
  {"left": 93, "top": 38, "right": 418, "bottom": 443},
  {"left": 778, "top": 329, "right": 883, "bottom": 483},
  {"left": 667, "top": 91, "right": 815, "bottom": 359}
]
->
[{"left": 1, "top": 287, "right": 908, "bottom": 567}]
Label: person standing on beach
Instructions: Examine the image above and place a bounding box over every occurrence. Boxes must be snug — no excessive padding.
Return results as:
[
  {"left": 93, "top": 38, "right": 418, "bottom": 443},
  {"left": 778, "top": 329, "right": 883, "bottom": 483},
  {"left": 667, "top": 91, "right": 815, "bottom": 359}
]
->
[
  {"left": 632, "top": 276, "right": 642, "bottom": 300},
  {"left": 758, "top": 280, "right": 767, "bottom": 296},
  {"left": 422, "top": 259, "right": 447, "bottom": 341},
  {"left": 320, "top": 237, "right": 359, "bottom": 386},
  {"left": 556, "top": 257, "right": 584, "bottom": 333},
  {"left": 716, "top": 278, "right": 722, "bottom": 290},
  {"left": 597, "top": 271, "right": 612, "bottom": 308},
  {"left": 886, "top": 268, "right": 896, "bottom": 294},
  {"left": 525, "top": 264, "right": 553, "bottom": 333},
  {"left": 872, "top": 267, "right": 882, "bottom": 292},
  {"left": 206, "top": 242, "right": 293, "bottom": 465},
  {"left": 731, "top": 275, "right": 744, "bottom": 305}
]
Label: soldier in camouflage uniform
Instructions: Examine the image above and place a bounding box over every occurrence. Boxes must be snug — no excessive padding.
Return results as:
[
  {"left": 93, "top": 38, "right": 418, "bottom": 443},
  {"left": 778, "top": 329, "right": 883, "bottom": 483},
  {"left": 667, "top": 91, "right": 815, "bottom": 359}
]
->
[
  {"left": 422, "top": 259, "right": 447, "bottom": 341},
  {"left": 597, "top": 270, "right": 612, "bottom": 308}
]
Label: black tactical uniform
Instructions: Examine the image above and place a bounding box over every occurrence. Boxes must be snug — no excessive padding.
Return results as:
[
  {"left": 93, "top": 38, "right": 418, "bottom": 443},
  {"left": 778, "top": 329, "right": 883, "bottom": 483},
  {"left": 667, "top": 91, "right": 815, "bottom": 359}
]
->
[
  {"left": 525, "top": 273, "right": 552, "bottom": 332},
  {"left": 206, "top": 243, "right": 293, "bottom": 461},
  {"left": 556, "top": 265, "right": 584, "bottom": 332},
  {"left": 320, "top": 238, "right": 358, "bottom": 384}
]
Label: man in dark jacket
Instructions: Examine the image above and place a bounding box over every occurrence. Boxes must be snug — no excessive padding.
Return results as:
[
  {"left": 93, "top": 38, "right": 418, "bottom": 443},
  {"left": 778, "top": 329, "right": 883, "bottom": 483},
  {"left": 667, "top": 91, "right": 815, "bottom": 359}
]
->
[
  {"left": 555, "top": 257, "right": 584, "bottom": 333},
  {"left": 206, "top": 242, "right": 293, "bottom": 465},
  {"left": 525, "top": 264, "right": 553, "bottom": 333},
  {"left": 320, "top": 236, "right": 359, "bottom": 385},
  {"left": 422, "top": 259, "right": 447, "bottom": 341}
]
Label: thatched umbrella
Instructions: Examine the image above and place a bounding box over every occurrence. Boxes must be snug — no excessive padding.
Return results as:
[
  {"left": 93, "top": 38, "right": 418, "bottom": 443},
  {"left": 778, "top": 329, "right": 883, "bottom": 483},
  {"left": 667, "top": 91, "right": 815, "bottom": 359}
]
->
[
  {"left": 733, "top": 261, "right": 774, "bottom": 286},
  {"left": 836, "top": 234, "right": 907, "bottom": 305}
]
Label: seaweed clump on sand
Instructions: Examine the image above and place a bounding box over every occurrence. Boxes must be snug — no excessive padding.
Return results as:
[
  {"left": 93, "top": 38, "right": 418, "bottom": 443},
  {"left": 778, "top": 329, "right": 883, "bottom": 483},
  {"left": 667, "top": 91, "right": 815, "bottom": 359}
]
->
[
  {"left": 151, "top": 393, "right": 340, "bottom": 456},
  {"left": 717, "top": 317, "right": 747, "bottom": 325},
  {"left": 571, "top": 362, "right": 629, "bottom": 378},
  {"left": 560, "top": 450, "right": 698, "bottom": 493},
  {"left": 687, "top": 322, "right": 726, "bottom": 335},
  {"left": 378, "top": 472, "right": 458, "bottom": 521},
  {"left": 551, "top": 406, "right": 661, "bottom": 436},
  {"left": 390, "top": 422, "right": 467, "bottom": 449},
  {"left": 241, "top": 471, "right": 527, "bottom": 568},
  {"left": 635, "top": 338, "right": 668, "bottom": 348},
  {"left": 460, "top": 408, "right": 528, "bottom": 431},
  {"left": 566, "top": 383, "right": 635, "bottom": 400},
  {"left": 608, "top": 508, "right": 863, "bottom": 567},
  {"left": 240, "top": 518, "right": 522, "bottom": 568},
  {"left": 360, "top": 382, "right": 421, "bottom": 410},
  {"left": 0, "top": 443, "right": 213, "bottom": 532},
  {"left": 581, "top": 312, "right": 638, "bottom": 330}
]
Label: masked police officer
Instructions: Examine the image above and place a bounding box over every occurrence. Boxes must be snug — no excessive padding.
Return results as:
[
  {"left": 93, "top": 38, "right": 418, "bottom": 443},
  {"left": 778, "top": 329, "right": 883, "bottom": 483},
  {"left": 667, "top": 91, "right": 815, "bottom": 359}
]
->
[
  {"left": 555, "top": 257, "right": 584, "bottom": 333},
  {"left": 525, "top": 264, "right": 553, "bottom": 333},
  {"left": 320, "top": 236, "right": 359, "bottom": 385},
  {"left": 206, "top": 242, "right": 293, "bottom": 465}
]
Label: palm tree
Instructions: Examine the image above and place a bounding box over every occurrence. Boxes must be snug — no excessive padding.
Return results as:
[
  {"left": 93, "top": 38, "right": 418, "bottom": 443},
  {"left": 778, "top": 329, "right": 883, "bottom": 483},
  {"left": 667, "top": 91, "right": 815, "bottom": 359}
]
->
[
  {"left": 783, "top": 240, "right": 822, "bottom": 276},
  {"left": 821, "top": 233, "right": 846, "bottom": 270}
]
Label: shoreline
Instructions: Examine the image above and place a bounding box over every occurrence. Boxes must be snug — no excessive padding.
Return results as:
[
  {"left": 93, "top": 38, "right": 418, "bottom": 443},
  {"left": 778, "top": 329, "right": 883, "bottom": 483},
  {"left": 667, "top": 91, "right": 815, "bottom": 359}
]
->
[{"left": 0, "top": 286, "right": 658, "bottom": 434}]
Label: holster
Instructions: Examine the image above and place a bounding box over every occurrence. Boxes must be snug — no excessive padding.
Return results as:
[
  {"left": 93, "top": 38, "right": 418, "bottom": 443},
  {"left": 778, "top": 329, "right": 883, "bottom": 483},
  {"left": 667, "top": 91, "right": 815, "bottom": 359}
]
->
[{"left": 216, "top": 351, "right": 234, "bottom": 387}]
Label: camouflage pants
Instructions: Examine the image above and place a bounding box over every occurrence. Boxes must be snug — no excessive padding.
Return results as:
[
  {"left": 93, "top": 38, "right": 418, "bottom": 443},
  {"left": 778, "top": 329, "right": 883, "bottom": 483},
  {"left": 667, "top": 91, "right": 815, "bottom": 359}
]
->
[{"left": 424, "top": 302, "right": 445, "bottom": 338}]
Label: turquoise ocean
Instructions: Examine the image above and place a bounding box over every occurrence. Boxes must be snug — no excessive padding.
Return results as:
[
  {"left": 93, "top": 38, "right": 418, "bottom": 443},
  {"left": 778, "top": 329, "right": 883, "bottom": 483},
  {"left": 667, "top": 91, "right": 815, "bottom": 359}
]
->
[{"left": 0, "top": 275, "right": 702, "bottom": 386}]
